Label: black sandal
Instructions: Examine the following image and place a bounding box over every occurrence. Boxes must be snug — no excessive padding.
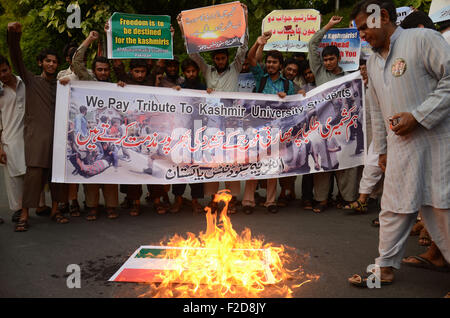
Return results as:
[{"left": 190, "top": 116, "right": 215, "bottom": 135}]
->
[
  {"left": 277, "top": 196, "right": 288, "bottom": 207},
  {"left": 155, "top": 203, "right": 168, "bottom": 215},
  {"left": 12, "top": 210, "right": 22, "bottom": 223},
  {"left": 303, "top": 200, "right": 313, "bottom": 210},
  {"left": 107, "top": 208, "right": 119, "bottom": 219},
  {"left": 15, "top": 219, "right": 29, "bottom": 232},
  {"left": 35, "top": 206, "right": 51, "bottom": 216},
  {"left": 129, "top": 201, "right": 140, "bottom": 216},
  {"left": 343, "top": 199, "right": 368, "bottom": 213},
  {"left": 70, "top": 203, "right": 81, "bottom": 217}
]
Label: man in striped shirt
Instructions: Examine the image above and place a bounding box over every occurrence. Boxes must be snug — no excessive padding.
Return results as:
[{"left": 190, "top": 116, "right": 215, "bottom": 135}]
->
[{"left": 349, "top": 0, "right": 450, "bottom": 287}]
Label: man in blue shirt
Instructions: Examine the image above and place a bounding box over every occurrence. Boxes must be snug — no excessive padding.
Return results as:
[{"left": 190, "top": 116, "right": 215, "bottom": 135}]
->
[
  {"left": 249, "top": 34, "right": 295, "bottom": 97},
  {"left": 241, "top": 33, "right": 295, "bottom": 214}
]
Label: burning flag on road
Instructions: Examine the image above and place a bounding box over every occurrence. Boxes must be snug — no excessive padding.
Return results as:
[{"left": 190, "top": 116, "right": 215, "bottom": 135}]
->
[
  {"left": 109, "top": 190, "right": 318, "bottom": 297},
  {"left": 109, "top": 245, "right": 276, "bottom": 284}
]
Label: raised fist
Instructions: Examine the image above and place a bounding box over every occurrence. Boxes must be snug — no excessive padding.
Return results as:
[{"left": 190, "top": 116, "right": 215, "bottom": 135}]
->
[
  {"left": 89, "top": 31, "right": 99, "bottom": 41},
  {"left": 328, "top": 16, "right": 343, "bottom": 26},
  {"left": 263, "top": 31, "right": 272, "bottom": 39},
  {"left": 257, "top": 35, "right": 269, "bottom": 46}
]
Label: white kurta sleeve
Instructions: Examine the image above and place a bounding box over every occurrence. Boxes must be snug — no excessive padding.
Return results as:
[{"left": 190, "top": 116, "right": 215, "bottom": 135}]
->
[
  {"left": 412, "top": 30, "right": 450, "bottom": 130},
  {"left": 367, "top": 78, "right": 387, "bottom": 155}
]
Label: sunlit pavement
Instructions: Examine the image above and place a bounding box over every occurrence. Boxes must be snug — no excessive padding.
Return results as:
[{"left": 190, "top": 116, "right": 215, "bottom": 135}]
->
[{"left": 0, "top": 172, "right": 448, "bottom": 298}]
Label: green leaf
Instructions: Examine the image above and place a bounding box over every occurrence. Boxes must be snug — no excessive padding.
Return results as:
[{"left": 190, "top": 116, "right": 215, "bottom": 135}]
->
[
  {"left": 254, "top": 7, "right": 265, "bottom": 19},
  {"left": 58, "top": 24, "right": 65, "bottom": 33}
]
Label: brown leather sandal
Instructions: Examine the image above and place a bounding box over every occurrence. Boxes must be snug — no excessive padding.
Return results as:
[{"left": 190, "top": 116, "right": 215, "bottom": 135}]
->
[
  {"left": 86, "top": 208, "right": 98, "bottom": 221},
  {"left": 107, "top": 208, "right": 119, "bottom": 219}
]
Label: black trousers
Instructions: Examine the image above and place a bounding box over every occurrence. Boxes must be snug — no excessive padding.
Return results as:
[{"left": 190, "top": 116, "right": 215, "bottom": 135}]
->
[{"left": 172, "top": 183, "right": 204, "bottom": 199}]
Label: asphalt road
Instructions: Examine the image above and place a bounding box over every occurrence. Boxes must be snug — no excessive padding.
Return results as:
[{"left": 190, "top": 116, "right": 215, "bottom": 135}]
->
[{"left": 0, "top": 170, "right": 448, "bottom": 299}]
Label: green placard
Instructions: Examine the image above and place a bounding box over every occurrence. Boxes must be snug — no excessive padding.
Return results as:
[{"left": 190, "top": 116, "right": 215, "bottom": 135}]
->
[{"left": 107, "top": 12, "right": 173, "bottom": 59}]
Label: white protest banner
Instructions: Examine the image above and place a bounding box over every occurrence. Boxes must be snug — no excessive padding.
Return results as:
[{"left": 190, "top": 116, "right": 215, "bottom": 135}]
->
[
  {"left": 319, "top": 28, "right": 361, "bottom": 71},
  {"left": 261, "top": 9, "right": 321, "bottom": 52},
  {"left": 52, "top": 72, "right": 365, "bottom": 184},
  {"left": 429, "top": 0, "right": 450, "bottom": 23},
  {"left": 180, "top": 2, "right": 246, "bottom": 54}
]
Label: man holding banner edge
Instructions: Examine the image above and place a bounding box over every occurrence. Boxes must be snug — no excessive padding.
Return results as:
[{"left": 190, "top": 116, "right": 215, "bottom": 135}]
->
[
  {"left": 177, "top": 3, "right": 249, "bottom": 214},
  {"left": 308, "top": 15, "right": 359, "bottom": 214}
]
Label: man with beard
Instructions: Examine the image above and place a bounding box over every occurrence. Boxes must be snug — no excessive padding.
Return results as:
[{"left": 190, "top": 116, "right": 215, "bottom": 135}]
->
[
  {"left": 113, "top": 58, "right": 155, "bottom": 217},
  {"left": 242, "top": 32, "right": 296, "bottom": 215},
  {"left": 170, "top": 58, "right": 206, "bottom": 214},
  {"left": 139, "top": 56, "right": 185, "bottom": 215},
  {"left": 114, "top": 58, "right": 172, "bottom": 216},
  {"left": 348, "top": 0, "right": 450, "bottom": 288},
  {"left": 177, "top": 4, "right": 249, "bottom": 213},
  {"left": 113, "top": 59, "right": 155, "bottom": 86},
  {"left": 156, "top": 57, "right": 184, "bottom": 88},
  {"left": 7, "top": 22, "right": 69, "bottom": 231}
]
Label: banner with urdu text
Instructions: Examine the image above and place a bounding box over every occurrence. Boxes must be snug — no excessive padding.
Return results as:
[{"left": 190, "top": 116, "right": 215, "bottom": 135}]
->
[
  {"left": 180, "top": 1, "right": 246, "bottom": 54},
  {"left": 261, "top": 9, "right": 321, "bottom": 52},
  {"left": 52, "top": 72, "right": 365, "bottom": 184}
]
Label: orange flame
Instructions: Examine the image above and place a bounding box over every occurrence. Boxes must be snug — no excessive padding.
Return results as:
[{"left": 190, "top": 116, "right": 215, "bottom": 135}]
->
[{"left": 141, "top": 189, "right": 318, "bottom": 298}]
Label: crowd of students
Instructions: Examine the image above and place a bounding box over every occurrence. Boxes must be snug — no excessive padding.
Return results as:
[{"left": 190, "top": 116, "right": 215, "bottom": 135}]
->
[{"left": 0, "top": 0, "right": 449, "bottom": 292}]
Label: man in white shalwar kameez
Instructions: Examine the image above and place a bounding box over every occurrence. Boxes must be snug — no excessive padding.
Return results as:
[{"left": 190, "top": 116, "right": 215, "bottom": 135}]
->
[
  {"left": 349, "top": 0, "right": 450, "bottom": 287},
  {"left": 0, "top": 55, "right": 26, "bottom": 222}
]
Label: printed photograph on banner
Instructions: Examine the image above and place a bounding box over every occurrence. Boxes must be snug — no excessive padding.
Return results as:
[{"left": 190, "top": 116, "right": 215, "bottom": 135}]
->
[
  {"left": 360, "top": 39, "right": 372, "bottom": 60},
  {"left": 180, "top": 2, "right": 246, "bottom": 54},
  {"left": 237, "top": 72, "right": 256, "bottom": 92},
  {"left": 318, "top": 28, "right": 361, "bottom": 72},
  {"left": 54, "top": 73, "right": 364, "bottom": 185},
  {"left": 429, "top": 0, "right": 450, "bottom": 23},
  {"left": 262, "top": 9, "right": 321, "bottom": 52},
  {"left": 106, "top": 12, "right": 173, "bottom": 59}
]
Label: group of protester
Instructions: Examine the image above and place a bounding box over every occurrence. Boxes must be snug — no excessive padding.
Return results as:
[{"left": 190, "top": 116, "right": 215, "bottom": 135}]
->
[{"left": 0, "top": 0, "right": 449, "bottom": 291}]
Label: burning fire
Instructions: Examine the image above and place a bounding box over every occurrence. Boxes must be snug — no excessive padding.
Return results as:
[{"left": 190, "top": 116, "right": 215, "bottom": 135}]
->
[{"left": 141, "top": 190, "right": 318, "bottom": 298}]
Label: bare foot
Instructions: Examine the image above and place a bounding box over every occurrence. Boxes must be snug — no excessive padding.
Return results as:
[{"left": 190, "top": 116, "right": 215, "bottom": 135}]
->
[
  {"left": 410, "top": 220, "right": 424, "bottom": 236},
  {"left": 348, "top": 266, "right": 394, "bottom": 286},
  {"left": 380, "top": 266, "right": 395, "bottom": 282},
  {"left": 403, "top": 243, "right": 447, "bottom": 268}
]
